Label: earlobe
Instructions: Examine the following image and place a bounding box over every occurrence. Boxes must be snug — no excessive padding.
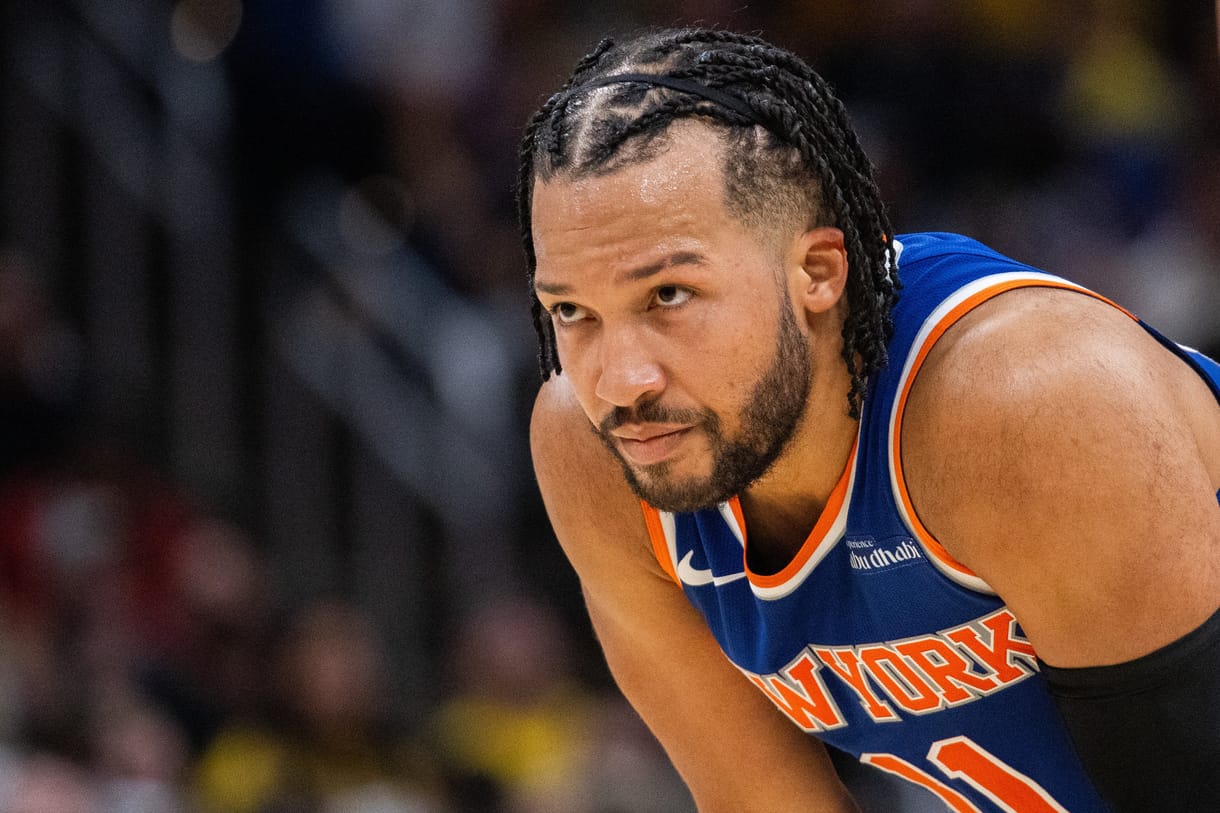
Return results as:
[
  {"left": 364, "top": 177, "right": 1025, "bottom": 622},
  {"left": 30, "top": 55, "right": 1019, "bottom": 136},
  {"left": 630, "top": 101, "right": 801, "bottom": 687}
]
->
[{"left": 788, "top": 226, "right": 848, "bottom": 315}]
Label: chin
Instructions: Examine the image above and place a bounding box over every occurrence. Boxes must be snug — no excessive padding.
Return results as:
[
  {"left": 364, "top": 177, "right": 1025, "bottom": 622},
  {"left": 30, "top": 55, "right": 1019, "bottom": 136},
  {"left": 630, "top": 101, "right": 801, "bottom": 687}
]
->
[
  {"left": 630, "top": 470, "right": 732, "bottom": 514},
  {"left": 612, "top": 439, "right": 737, "bottom": 512},
  {"left": 641, "top": 491, "right": 722, "bottom": 514}
]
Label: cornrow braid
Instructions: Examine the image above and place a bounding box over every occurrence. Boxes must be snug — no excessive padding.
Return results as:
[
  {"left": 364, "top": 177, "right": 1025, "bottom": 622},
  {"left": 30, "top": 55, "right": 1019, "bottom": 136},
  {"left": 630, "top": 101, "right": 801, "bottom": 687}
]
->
[
  {"left": 516, "top": 38, "right": 618, "bottom": 371},
  {"left": 517, "top": 27, "right": 898, "bottom": 419}
]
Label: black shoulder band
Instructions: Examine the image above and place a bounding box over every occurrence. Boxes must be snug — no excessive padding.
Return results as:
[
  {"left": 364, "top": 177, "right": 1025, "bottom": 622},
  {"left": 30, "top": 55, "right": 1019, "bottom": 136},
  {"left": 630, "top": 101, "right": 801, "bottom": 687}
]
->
[
  {"left": 1040, "top": 606, "right": 1220, "bottom": 811},
  {"left": 574, "top": 73, "right": 759, "bottom": 123}
]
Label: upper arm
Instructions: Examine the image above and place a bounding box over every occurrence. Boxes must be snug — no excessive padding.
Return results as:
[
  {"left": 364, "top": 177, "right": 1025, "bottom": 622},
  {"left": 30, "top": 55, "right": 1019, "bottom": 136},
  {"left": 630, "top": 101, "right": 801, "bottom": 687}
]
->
[
  {"left": 530, "top": 376, "right": 856, "bottom": 812},
  {"left": 903, "top": 288, "right": 1220, "bottom": 668}
]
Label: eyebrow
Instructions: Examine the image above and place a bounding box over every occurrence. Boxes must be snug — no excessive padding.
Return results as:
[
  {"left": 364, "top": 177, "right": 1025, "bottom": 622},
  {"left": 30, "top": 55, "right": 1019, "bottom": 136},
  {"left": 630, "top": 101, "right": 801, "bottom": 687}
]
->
[{"left": 535, "top": 251, "right": 706, "bottom": 296}]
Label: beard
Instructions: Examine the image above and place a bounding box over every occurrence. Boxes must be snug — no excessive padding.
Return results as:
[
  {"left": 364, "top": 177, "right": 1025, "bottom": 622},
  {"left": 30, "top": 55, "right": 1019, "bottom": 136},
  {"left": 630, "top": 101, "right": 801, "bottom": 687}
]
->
[{"left": 596, "top": 301, "right": 813, "bottom": 513}]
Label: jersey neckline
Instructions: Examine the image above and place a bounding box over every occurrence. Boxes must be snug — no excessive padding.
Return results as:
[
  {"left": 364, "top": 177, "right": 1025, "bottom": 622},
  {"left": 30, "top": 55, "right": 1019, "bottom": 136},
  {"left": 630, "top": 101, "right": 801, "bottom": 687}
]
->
[{"left": 736, "top": 433, "right": 860, "bottom": 600}]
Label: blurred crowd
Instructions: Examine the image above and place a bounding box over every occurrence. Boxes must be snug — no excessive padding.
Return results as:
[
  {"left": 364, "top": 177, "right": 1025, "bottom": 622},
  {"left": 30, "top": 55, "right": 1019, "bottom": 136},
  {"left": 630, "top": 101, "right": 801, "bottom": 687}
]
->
[
  {"left": 0, "top": 270, "right": 691, "bottom": 808},
  {"left": 1, "top": 0, "right": 1218, "bottom": 811}
]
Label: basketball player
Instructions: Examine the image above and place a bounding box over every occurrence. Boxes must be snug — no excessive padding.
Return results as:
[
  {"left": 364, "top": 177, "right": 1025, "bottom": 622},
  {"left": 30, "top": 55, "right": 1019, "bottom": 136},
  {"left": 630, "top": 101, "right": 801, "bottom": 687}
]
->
[{"left": 521, "top": 29, "right": 1220, "bottom": 812}]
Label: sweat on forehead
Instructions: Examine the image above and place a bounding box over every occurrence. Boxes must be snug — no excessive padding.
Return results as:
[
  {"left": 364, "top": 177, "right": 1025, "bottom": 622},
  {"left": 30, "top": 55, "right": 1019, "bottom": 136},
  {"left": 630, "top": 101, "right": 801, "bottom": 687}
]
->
[{"left": 529, "top": 125, "right": 744, "bottom": 272}]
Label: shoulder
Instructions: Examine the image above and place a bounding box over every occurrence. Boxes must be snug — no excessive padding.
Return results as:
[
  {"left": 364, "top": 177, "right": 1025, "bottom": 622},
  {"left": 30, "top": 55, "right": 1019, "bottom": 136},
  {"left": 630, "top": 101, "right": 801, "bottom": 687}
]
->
[
  {"left": 530, "top": 376, "right": 662, "bottom": 582},
  {"left": 903, "top": 285, "right": 1180, "bottom": 459},
  {"left": 901, "top": 286, "right": 1220, "bottom": 665},
  {"left": 907, "top": 285, "right": 1155, "bottom": 411}
]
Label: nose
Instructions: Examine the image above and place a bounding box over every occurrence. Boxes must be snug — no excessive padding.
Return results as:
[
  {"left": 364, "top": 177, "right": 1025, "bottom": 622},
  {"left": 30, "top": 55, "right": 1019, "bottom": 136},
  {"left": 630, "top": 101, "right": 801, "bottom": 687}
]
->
[{"left": 594, "top": 324, "right": 665, "bottom": 408}]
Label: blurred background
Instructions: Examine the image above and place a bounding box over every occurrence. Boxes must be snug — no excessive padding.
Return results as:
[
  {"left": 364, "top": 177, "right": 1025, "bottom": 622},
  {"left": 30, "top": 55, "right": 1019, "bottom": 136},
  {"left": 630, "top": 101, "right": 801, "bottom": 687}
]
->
[{"left": 0, "top": 0, "right": 1216, "bottom": 811}]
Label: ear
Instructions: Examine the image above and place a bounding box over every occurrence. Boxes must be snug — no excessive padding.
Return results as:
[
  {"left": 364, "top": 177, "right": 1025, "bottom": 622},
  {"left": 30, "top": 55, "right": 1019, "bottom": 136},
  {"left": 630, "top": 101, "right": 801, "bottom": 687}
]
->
[{"left": 786, "top": 226, "right": 848, "bottom": 317}]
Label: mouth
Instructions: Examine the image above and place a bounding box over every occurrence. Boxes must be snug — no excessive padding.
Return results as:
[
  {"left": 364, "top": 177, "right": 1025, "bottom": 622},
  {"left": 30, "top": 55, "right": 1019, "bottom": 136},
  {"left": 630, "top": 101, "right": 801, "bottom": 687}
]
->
[{"left": 612, "top": 425, "right": 693, "bottom": 466}]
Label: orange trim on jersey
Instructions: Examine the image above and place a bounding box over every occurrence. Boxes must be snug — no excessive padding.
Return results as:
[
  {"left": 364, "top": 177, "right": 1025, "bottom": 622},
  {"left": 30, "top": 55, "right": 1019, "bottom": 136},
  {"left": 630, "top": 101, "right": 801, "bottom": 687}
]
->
[
  {"left": 640, "top": 501, "right": 680, "bottom": 586},
  {"left": 746, "top": 438, "right": 859, "bottom": 590},
  {"left": 891, "top": 280, "right": 1134, "bottom": 576}
]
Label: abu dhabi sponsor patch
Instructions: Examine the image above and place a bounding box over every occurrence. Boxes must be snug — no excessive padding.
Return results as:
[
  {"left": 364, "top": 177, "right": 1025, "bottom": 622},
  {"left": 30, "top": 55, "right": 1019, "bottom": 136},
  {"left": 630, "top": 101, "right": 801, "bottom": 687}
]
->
[{"left": 846, "top": 535, "right": 924, "bottom": 573}]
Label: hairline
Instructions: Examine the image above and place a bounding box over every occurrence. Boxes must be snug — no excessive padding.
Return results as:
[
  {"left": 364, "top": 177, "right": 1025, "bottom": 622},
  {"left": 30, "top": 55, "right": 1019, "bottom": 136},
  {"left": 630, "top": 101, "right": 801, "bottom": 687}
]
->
[{"left": 532, "top": 118, "right": 818, "bottom": 271}]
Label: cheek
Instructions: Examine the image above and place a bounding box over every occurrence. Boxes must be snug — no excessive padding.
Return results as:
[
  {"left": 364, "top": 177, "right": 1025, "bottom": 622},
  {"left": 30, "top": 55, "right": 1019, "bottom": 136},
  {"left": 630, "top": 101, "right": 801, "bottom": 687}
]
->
[
  {"left": 689, "top": 299, "right": 775, "bottom": 365},
  {"left": 671, "top": 327, "right": 770, "bottom": 408},
  {"left": 553, "top": 333, "right": 605, "bottom": 417},
  {"left": 573, "top": 386, "right": 604, "bottom": 428},
  {"left": 552, "top": 319, "right": 591, "bottom": 368}
]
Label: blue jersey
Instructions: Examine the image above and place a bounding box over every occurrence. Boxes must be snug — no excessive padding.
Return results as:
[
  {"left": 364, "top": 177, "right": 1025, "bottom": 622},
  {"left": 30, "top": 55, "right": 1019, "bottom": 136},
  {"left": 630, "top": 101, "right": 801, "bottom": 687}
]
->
[{"left": 641, "top": 232, "right": 1220, "bottom": 812}]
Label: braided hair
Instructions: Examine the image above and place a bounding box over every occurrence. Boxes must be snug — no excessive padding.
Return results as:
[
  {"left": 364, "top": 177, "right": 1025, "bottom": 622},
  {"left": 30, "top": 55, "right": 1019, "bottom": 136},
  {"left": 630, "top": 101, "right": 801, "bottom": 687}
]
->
[{"left": 517, "top": 28, "right": 898, "bottom": 418}]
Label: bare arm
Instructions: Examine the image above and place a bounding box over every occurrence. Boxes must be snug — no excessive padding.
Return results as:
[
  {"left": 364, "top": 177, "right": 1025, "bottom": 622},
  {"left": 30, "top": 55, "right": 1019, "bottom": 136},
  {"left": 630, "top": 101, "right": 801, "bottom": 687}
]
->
[
  {"left": 901, "top": 287, "right": 1220, "bottom": 810},
  {"left": 902, "top": 287, "right": 1220, "bottom": 668},
  {"left": 531, "top": 376, "right": 858, "bottom": 813}
]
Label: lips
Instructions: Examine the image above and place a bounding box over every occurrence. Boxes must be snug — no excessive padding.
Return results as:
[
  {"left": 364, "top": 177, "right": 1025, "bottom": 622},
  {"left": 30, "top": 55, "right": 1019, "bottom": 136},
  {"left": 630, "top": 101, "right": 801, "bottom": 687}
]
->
[{"left": 613, "top": 426, "right": 692, "bottom": 466}]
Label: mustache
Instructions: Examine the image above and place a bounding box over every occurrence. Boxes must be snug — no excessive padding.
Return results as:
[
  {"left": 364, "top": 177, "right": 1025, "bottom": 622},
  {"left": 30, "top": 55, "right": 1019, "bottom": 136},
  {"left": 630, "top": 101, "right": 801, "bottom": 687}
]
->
[{"left": 598, "top": 400, "right": 709, "bottom": 435}]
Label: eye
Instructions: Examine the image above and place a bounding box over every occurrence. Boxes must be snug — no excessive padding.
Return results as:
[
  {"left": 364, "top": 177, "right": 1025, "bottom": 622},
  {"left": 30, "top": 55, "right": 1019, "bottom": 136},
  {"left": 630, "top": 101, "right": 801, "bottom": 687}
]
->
[
  {"left": 550, "top": 302, "right": 590, "bottom": 326},
  {"left": 654, "top": 285, "right": 693, "bottom": 308}
]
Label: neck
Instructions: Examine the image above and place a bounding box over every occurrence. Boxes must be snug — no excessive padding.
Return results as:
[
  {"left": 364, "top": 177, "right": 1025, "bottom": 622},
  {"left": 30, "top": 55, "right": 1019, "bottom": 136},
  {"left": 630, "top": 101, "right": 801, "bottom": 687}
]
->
[{"left": 738, "top": 361, "right": 859, "bottom": 575}]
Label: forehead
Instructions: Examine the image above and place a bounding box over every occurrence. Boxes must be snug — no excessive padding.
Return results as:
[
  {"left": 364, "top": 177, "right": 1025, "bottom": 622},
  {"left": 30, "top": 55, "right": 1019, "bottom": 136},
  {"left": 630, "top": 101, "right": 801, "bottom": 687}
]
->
[{"left": 531, "top": 124, "right": 753, "bottom": 281}]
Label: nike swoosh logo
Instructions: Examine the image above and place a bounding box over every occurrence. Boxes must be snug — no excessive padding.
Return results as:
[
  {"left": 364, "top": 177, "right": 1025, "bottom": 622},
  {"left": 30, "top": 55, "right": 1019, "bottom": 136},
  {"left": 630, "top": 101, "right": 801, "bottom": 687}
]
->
[{"left": 677, "top": 550, "right": 746, "bottom": 588}]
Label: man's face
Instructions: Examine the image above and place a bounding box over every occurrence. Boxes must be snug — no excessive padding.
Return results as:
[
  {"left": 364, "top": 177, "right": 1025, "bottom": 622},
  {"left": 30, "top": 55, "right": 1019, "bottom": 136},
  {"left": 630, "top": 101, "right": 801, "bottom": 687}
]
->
[{"left": 531, "top": 124, "right": 814, "bottom": 512}]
